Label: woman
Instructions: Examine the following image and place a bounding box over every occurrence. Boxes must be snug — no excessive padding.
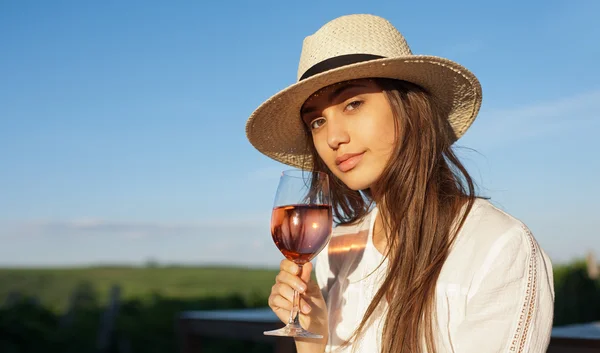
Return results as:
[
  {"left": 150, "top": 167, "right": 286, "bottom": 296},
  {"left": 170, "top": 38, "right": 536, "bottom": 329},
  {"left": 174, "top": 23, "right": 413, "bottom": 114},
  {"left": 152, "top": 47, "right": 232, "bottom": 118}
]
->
[{"left": 245, "top": 14, "right": 554, "bottom": 353}]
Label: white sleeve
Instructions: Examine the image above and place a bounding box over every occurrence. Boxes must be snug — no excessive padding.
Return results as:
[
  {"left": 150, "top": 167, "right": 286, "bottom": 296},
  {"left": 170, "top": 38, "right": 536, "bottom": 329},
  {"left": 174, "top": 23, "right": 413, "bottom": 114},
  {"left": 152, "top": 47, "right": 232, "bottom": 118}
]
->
[{"left": 453, "top": 225, "right": 555, "bottom": 353}]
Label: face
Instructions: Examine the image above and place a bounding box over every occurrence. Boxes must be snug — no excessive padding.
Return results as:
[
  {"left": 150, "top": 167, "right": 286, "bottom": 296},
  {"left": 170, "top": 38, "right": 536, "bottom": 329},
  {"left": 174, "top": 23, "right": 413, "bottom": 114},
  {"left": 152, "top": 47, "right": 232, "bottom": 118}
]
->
[{"left": 301, "top": 79, "right": 397, "bottom": 191}]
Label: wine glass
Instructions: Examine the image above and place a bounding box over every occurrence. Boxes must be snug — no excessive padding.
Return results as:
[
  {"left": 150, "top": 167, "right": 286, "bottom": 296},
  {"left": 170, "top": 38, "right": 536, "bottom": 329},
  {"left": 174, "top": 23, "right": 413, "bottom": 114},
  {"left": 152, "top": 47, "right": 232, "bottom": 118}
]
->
[{"left": 264, "top": 169, "right": 333, "bottom": 338}]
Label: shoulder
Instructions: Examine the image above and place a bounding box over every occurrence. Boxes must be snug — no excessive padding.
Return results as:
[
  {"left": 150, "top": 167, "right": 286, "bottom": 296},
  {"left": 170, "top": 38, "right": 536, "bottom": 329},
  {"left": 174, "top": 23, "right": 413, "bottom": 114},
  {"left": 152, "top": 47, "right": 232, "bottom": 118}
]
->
[
  {"left": 462, "top": 198, "right": 529, "bottom": 236},
  {"left": 444, "top": 198, "right": 553, "bottom": 286},
  {"left": 455, "top": 198, "right": 537, "bottom": 255},
  {"left": 448, "top": 200, "right": 555, "bottom": 351}
]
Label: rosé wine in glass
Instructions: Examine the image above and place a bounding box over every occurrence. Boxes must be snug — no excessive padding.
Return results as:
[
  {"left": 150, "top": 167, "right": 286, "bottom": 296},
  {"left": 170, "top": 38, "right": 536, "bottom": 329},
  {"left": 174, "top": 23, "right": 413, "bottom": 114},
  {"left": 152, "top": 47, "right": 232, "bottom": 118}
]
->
[{"left": 264, "top": 170, "right": 332, "bottom": 339}]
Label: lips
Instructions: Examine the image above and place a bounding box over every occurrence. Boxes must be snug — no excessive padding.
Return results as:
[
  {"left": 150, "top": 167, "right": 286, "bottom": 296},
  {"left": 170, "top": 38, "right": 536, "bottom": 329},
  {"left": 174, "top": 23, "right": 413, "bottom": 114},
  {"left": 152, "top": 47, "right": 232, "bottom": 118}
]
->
[{"left": 335, "top": 152, "right": 365, "bottom": 172}]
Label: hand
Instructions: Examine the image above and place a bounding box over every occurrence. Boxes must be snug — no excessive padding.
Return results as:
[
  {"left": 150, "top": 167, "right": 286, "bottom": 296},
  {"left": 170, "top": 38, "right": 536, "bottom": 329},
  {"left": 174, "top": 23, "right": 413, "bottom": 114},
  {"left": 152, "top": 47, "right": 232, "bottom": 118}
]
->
[{"left": 269, "top": 259, "right": 329, "bottom": 350}]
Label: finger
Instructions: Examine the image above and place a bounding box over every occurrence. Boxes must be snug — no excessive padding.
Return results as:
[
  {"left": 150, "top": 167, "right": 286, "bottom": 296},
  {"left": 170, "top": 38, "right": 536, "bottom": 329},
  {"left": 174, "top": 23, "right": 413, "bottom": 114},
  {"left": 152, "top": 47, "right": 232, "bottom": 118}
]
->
[
  {"left": 280, "top": 259, "right": 301, "bottom": 275},
  {"left": 275, "top": 271, "right": 307, "bottom": 293},
  {"left": 269, "top": 294, "right": 292, "bottom": 312},
  {"left": 269, "top": 292, "right": 312, "bottom": 315},
  {"left": 299, "top": 261, "right": 313, "bottom": 283},
  {"left": 299, "top": 296, "right": 312, "bottom": 314},
  {"left": 272, "top": 283, "right": 296, "bottom": 302}
]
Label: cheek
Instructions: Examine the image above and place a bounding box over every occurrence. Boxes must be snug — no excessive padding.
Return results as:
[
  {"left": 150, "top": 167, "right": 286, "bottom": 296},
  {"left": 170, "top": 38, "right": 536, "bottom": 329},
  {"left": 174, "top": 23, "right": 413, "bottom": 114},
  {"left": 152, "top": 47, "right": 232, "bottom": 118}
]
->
[
  {"left": 381, "top": 107, "right": 398, "bottom": 149},
  {"left": 363, "top": 114, "right": 396, "bottom": 154},
  {"left": 312, "top": 136, "right": 335, "bottom": 167},
  {"left": 381, "top": 124, "right": 397, "bottom": 150}
]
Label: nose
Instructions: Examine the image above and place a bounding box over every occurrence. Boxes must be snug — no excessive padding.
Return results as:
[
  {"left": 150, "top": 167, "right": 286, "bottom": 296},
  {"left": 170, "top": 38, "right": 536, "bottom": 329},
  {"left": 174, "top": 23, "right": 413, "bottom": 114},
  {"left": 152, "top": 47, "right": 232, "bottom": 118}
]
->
[{"left": 325, "top": 110, "right": 350, "bottom": 150}]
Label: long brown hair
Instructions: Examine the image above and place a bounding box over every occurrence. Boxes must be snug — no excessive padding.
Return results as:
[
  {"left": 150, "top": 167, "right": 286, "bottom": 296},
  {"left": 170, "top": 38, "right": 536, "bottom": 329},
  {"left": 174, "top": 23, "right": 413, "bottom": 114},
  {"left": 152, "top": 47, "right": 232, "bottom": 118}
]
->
[{"left": 304, "top": 78, "right": 476, "bottom": 353}]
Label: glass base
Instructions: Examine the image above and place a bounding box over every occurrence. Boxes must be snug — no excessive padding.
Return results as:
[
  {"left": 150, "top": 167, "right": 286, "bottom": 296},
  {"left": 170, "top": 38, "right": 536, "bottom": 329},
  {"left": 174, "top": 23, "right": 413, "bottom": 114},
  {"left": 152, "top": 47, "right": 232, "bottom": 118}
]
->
[{"left": 264, "top": 323, "right": 323, "bottom": 338}]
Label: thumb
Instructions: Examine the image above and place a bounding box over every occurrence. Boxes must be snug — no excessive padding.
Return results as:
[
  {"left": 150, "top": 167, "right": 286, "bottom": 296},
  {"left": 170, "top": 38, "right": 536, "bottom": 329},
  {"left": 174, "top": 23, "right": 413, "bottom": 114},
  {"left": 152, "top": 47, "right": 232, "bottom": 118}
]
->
[{"left": 300, "top": 261, "right": 313, "bottom": 283}]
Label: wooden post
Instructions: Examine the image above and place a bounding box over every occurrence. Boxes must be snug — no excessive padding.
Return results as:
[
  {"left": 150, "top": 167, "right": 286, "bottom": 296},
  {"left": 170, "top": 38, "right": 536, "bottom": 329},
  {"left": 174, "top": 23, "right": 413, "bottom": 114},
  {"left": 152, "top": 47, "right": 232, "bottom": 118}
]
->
[
  {"left": 586, "top": 251, "right": 598, "bottom": 279},
  {"left": 60, "top": 287, "right": 82, "bottom": 328},
  {"left": 96, "top": 285, "right": 122, "bottom": 353},
  {"left": 3, "top": 291, "right": 21, "bottom": 308},
  {"left": 118, "top": 337, "right": 132, "bottom": 353}
]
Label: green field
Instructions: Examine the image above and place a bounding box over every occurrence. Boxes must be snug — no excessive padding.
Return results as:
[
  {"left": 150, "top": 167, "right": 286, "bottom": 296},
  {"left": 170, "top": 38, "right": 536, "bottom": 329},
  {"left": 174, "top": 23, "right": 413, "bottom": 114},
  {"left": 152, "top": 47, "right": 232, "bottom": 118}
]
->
[
  {"left": 0, "top": 266, "right": 279, "bottom": 311},
  {"left": 1, "top": 261, "right": 600, "bottom": 353},
  {"left": 0, "top": 266, "right": 282, "bottom": 353}
]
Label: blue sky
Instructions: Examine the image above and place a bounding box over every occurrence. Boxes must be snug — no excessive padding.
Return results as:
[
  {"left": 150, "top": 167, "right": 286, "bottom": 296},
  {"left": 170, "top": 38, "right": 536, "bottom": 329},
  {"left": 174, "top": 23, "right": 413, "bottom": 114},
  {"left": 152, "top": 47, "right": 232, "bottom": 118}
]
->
[{"left": 0, "top": 1, "right": 598, "bottom": 267}]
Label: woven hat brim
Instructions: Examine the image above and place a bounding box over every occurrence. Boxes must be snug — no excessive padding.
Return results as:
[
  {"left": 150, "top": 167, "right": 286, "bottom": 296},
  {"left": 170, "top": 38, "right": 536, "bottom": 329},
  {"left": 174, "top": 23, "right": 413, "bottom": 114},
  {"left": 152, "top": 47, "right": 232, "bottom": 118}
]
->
[{"left": 246, "top": 55, "right": 482, "bottom": 170}]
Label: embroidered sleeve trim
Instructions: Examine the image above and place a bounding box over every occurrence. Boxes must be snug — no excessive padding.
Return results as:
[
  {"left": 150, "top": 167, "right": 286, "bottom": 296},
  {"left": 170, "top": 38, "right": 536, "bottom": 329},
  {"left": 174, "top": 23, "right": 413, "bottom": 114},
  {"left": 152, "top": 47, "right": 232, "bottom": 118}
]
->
[{"left": 508, "top": 225, "right": 538, "bottom": 352}]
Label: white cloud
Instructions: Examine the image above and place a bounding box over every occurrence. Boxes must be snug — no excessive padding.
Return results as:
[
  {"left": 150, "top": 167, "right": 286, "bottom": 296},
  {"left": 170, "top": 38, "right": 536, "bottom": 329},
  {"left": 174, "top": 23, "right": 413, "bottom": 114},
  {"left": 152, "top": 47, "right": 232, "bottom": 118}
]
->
[
  {"left": 0, "top": 217, "right": 270, "bottom": 240},
  {"left": 462, "top": 89, "right": 600, "bottom": 148},
  {"left": 0, "top": 217, "right": 284, "bottom": 267}
]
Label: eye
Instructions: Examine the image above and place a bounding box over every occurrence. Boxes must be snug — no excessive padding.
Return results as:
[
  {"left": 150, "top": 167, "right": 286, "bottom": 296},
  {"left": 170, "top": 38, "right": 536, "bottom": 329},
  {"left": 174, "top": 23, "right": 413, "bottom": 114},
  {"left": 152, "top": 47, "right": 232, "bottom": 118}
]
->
[
  {"left": 345, "top": 100, "right": 363, "bottom": 111},
  {"left": 310, "top": 117, "right": 326, "bottom": 130}
]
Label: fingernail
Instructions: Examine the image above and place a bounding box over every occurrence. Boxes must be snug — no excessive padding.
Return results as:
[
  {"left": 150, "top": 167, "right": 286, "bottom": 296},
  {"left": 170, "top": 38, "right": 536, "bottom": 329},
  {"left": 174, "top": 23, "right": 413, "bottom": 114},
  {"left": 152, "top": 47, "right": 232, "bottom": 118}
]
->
[
  {"left": 297, "top": 283, "right": 306, "bottom": 292},
  {"left": 302, "top": 304, "right": 311, "bottom": 313}
]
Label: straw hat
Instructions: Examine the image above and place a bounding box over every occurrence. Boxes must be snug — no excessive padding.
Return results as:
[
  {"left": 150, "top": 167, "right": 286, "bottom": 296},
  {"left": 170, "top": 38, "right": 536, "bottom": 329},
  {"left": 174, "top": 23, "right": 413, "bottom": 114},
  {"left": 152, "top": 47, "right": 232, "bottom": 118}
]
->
[{"left": 246, "top": 14, "right": 482, "bottom": 169}]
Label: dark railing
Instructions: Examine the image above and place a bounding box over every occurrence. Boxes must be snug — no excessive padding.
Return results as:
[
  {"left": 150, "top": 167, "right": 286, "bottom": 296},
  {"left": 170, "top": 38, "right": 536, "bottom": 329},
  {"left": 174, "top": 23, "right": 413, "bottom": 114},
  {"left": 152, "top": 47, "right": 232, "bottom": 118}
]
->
[{"left": 176, "top": 308, "right": 600, "bottom": 353}]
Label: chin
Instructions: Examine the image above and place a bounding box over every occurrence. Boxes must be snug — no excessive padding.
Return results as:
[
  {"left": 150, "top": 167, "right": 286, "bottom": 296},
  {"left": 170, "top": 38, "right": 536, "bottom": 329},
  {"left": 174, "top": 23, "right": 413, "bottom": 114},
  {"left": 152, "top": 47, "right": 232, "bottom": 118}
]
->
[{"left": 336, "top": 171, "right": 377, "bottom": 191}]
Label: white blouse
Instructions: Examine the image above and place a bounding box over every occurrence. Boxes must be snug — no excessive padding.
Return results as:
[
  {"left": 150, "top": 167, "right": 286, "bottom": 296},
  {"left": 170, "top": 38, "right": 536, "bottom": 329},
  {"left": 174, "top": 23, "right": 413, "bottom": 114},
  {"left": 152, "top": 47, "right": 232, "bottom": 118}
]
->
[{"left": 314, "top": 198, "right": 555, "bottom": 353}]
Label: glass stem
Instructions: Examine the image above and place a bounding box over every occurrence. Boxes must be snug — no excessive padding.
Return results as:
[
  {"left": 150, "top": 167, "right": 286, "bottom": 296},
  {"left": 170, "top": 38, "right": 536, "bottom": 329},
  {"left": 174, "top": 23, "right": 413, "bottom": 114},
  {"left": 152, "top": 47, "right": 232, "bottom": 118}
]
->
[{"left": 288, "top": 264, "right": 302, "bottom": 326}]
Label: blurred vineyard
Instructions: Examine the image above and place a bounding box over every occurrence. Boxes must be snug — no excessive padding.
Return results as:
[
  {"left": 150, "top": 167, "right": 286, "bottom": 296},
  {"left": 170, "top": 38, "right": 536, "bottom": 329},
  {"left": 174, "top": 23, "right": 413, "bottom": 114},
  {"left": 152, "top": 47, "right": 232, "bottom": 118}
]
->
[
  {"left": 0, "top": 266, "right": 278, "bottom": 353},
  {"left": 1, "top": 260, "right": 599, "bottom": 353}
]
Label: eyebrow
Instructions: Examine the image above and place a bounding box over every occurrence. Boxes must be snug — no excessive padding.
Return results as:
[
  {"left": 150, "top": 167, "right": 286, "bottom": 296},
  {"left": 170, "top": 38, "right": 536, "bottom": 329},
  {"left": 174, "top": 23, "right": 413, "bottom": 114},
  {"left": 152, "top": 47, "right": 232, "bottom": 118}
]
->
[{"left": 301, "top": 83, "right": 367, "bottom": 117}]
